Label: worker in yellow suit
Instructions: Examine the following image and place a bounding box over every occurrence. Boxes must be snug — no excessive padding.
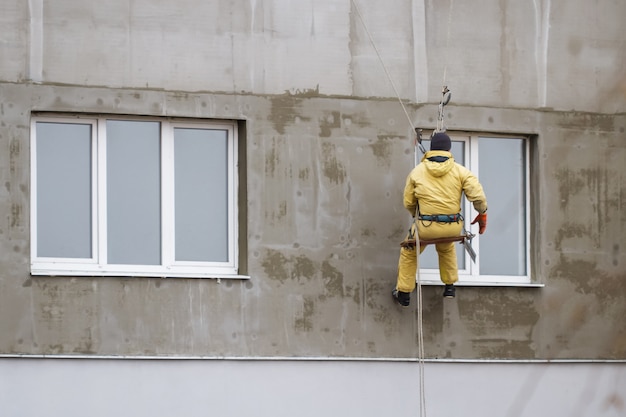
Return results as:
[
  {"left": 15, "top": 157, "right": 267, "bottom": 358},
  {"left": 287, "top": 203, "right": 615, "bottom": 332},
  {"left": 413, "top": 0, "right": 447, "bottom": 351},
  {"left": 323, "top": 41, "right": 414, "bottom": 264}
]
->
[{"left": 392, "top": 132, "right": 488, "bottom": 306}]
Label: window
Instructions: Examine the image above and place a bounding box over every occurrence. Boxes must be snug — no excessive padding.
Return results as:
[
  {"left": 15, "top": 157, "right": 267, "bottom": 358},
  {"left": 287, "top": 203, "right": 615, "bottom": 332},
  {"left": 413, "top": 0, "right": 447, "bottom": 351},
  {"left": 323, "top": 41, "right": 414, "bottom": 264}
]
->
[
  {"left": 418, "top": 133, "right": 532, "bottom": 285},
  {"left": 30, "top": 115, "right": 244, "bottom": 278}
]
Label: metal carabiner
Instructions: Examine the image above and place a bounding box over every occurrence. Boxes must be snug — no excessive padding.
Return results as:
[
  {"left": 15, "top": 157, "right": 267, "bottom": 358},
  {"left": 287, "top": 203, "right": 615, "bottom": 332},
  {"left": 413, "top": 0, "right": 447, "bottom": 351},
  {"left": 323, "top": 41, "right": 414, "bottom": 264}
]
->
[{"left": 436, "top": 86, "right": 451, "bottom": 132}]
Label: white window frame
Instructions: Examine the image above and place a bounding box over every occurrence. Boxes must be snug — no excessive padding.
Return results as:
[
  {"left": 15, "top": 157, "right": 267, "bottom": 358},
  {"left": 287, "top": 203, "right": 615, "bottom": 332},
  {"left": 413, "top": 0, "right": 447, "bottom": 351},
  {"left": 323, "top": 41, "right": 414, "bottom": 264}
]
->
[
  {"left": 30, "top": 115, "right": 246, "bottom": 279},
  {"left": 418, "top": 132, "right": 535, "bottom": 286}
]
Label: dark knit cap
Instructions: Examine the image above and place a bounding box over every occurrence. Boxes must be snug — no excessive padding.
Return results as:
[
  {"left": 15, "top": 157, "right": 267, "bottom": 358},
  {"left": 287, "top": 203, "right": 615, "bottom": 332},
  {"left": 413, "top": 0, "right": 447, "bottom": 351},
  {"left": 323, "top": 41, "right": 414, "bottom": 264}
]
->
[{"left": 430, "top": 132, "right": 451, "bottom": 151}]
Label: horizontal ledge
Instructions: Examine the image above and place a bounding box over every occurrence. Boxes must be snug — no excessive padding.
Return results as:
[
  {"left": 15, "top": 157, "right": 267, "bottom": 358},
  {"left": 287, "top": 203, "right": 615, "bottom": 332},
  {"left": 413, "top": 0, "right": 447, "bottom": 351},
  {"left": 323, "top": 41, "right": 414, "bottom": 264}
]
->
[
  {"left": 0, "top": 355, "right": 621, "bottom": 364},
  {"left": 417, "top": 280, "right": 544, "bottom": 288},
  {"left": 31, "top": 271, "right": 250, "bottom": 280}
]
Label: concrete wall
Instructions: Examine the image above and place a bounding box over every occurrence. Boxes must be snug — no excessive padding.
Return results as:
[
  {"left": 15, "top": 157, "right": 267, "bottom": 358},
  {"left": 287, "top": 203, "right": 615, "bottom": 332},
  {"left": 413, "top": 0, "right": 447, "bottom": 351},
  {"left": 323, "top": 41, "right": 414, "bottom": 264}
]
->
[
  {"left": 1, "top": 0, "right": 625, "bottom": 363},
  {"left": 4, "top": 0, "right": 623, "bottom": 111}
]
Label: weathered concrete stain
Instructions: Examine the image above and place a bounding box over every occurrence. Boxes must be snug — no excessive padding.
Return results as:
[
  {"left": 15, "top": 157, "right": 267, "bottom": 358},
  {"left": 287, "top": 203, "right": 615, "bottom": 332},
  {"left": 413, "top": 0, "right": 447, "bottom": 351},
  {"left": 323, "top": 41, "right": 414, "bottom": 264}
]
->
[
  {"left": 265, "top": 137, "right": 281, "bottom": 177},
  {"left": 553, "top": 221, "right": 587, "bottom": 251},
  {"left": 578, "top": 167, "right": 607, "bottom": 212},
  {"left": 562, "top": 300, "right": 590, "bottom": 331},
  {"left": 292, "top": 255, "right": 315, "bottom": 280},
  {"left": 264, "top": 199, "right": 288, "bottom": 223},
  {"left": 320, "top": 142, "right": 346, "bottom": 184},
  {"left": 9, "top": 136, "right": 20, "bottom": 175},
  {"left": 276, "top": 200, "right": 287, "bottom": 220},
  {"left": 10, "top": 203, "right": 22, "bottom": 228},
  {"left": 554, "top": 167, "right": 615, "bottom": 235},
  {"left": 261, "top": 249, "right": 289, "bottom": 283},
  {"left": 364, "top": 278, "right": 392, "bottom": 327},
  {"left": 262, "top": 251, "right": 331, "bottom": 284},
  {"left": 556, "top": 112, "right": 615, "bottom": 132},
  {"left": 460, "top": 293, "right": 539, "bottom": 330},
  {"left": 369, "top": 135, "right": 396, "bottom": 167},
  {"left": 554, "top": 167, "right": 585, "bottom": 210},
  {"left": 285, "top": 86, "right": 320, "bottom": 98},
  {"left": 350, "top": 281, "right": 361, "bottom": 306},
  {"left": 319, "top": 111, "right": 341, "bottom": 137},
  {"left": 450, "top": 289, "right": 539, "bottom": 357},
  {"left": 550, "top": 255, "right": 620, "bottom": 301},
  {"left": 538, "top": 273, "right": 626, "bottom": 359},
  {"left": 472, "top": 339, "right": 535, "bottom": 359},
  {"left": 298, "top": 167, "right": 309, "bottom": 180},
  {"left": 321, "top": 259, "right": 344, "bottom": 297},
  {"left": 294, "top": 296, "right": 315, "bottom": 332},
  {"left": 269, "top": 96, "right": 300, "bottom": 135},
  {"left": 268, "top": 91, "right": 315, "bottom": 134},
  {"left": 612, "top": 243, "right": 620, "bottom": 266}
]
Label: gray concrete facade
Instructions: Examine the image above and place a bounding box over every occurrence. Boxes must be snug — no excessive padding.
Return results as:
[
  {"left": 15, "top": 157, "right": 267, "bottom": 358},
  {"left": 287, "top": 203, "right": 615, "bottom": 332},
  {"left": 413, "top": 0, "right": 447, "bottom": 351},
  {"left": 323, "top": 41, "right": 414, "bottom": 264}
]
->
[{"left": 1, "top": 0, "right": 625, "bottom": 363}]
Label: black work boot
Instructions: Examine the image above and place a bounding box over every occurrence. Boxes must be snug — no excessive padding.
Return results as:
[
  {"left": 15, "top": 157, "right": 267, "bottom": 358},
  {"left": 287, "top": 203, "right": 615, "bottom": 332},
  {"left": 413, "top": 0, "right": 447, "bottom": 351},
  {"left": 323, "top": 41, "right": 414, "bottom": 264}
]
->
[
  {"left": 392, "top": 289, "right": 411, "bottom": 307},
  {"left": 443, "top": 284, "right": 456, "bottom": 298}
]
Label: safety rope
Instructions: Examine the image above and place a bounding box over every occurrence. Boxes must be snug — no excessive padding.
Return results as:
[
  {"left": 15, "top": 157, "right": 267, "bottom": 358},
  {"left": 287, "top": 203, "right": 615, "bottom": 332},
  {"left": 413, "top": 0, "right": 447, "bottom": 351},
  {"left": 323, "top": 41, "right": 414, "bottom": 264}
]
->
[
  {"left": 351, "top": 2, "right": 427, "bottom": 414},
  {"left": 350, "top": 0, "right": 417, "bottom": 134},
  {"left": 416, "top": 4, "right": 455, "bottom": 414},
  {"left": 436, "top": 0, "right": 454, "bottom": 134},
  {"left": 350, "top": 2, "right": 426, "bottom": 416},
  {"left": 413, "top": 219, "right": 427, "bottom": 417},
  {"left": 415, "top": 1, "right": 455, "bottom": 413},
  {"left": 441, "top": 0, "right": 454, "bottom": 92},
  {"left": 352, "top": 2, "right": 456, "bottom": 416}
]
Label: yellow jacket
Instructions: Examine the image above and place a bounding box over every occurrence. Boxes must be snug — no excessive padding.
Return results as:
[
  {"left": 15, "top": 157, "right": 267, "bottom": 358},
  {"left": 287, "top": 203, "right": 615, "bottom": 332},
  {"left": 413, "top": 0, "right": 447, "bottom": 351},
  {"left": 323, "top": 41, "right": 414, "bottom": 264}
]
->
[{"left": 403, "top": 150, "right": 488, "bottom": 217}]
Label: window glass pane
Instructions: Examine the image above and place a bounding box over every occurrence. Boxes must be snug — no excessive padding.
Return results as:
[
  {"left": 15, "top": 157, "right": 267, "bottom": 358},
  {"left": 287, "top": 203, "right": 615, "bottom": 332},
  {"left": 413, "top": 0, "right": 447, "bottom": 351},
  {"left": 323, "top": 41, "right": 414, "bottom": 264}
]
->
[
  {"left": 36, "top": 122, "right": 92, "bottom": 258},
  {"left": 478, "top": 137, "right": 526, "bottom": 275},
  {"left": 174, "top": 128, "right": 228, "bottom": 262},
  {"left": 419, "top": 139, "right": 465, "bottom": 270},
  {"left": 106, "top": 120, "right": 161, "bottom": 265}
]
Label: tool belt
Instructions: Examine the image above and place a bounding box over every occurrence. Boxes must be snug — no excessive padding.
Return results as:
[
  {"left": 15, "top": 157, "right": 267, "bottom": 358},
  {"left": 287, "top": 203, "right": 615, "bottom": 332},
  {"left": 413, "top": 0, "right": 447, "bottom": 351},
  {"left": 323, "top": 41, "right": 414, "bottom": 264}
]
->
[{"left": 418, "top": 213, "right": 463, "bottom": 223}]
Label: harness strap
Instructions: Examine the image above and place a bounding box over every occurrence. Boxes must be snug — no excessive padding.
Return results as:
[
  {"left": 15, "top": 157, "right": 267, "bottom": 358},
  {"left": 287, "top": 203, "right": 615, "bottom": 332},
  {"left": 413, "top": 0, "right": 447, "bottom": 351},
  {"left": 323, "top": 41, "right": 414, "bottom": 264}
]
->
[{"left": 418, "top": 213, "right": 463, "bottom": 223}]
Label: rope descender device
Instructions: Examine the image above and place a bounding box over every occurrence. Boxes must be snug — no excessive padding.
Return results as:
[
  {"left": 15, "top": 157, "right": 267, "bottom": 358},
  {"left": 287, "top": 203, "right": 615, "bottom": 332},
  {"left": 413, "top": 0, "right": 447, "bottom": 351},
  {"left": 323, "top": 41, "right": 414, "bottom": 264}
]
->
[
  {"left": 436, "top": 85, "right": 451, "bottom": 133},
  {"left": 414, "top": 86, "right": 452, "bottom": 155}
]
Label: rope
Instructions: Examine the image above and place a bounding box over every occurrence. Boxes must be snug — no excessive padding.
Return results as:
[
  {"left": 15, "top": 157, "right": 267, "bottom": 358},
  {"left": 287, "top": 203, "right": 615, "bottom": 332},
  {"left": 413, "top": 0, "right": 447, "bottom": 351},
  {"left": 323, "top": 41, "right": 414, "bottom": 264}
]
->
[
  {"left": 437, "top": 0, "right": 454, "bottom": 134},
  {"left": 414, "top": 0, "right": 456, "bottom": 405},
  {"left": 351, "top": 2, "right": 427, "bottom": 415},
  {"left": 350, "top": 0, "right": 416, "bottom": 133},
  {"left": 417, "top": 5, "right": 455, "bottom": 414},
  {"left": 414, "top": 219, "right": 427, "bottom": 417},
  {"left": 353, "top": 2, "right": 456, "bottom": 415},
  {"left": 441, "top": 0, "right": 454, "bottom": 89}
]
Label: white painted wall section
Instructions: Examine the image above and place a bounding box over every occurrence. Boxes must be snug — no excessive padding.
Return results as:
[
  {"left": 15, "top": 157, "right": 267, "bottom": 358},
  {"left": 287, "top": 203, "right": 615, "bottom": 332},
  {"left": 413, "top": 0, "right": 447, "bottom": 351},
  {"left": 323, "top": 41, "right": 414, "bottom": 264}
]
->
[{"left": 1, "top": 359, "right": 624, "bottom": 417}]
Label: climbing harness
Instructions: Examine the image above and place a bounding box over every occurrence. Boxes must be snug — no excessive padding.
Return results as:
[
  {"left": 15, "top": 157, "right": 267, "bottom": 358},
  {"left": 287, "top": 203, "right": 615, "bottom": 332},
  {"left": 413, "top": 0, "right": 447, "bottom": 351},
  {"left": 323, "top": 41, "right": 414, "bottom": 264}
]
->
[{"left": 418, "top": 213, "right": 462, "bottom": 224}]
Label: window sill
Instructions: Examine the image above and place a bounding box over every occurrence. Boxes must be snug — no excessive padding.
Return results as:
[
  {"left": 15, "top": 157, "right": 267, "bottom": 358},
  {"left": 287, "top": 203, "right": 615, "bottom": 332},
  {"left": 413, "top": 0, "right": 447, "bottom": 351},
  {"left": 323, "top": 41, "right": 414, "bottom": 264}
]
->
[
  {"left": 417, "top": 278, "right": 543, "bottom": 288},
  {"left": 31, "top": 266, "right": 250, "bottom": 280}
]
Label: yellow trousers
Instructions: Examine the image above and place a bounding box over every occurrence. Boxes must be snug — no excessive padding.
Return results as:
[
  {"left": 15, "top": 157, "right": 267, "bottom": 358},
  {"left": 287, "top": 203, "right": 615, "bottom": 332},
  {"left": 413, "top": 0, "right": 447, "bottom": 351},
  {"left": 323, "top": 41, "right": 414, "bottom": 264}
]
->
[{"left": 396, "top": 220, "right": 463, "bottom": 292}]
